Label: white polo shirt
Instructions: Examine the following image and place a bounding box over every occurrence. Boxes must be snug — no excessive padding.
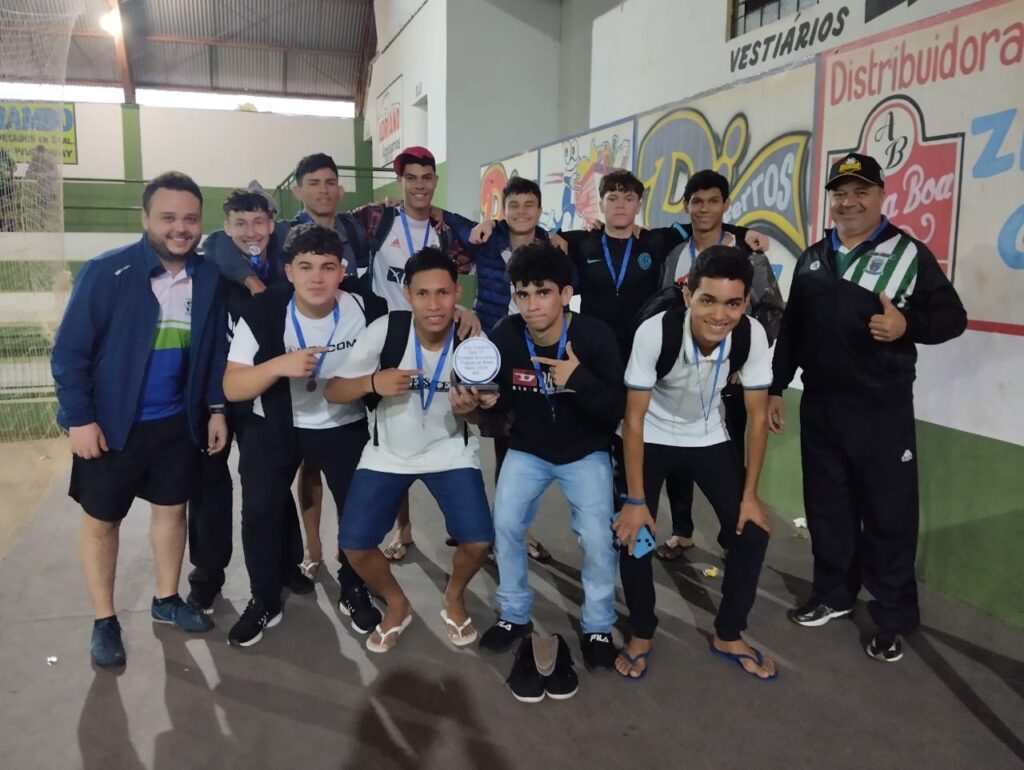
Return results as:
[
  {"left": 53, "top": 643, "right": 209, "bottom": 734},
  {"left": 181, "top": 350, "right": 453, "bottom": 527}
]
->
[
  {"left": 625, "top": 309, "right": 771, "bottom": 447},
  {"left": 228, "top": 291, "right": 368, "bottom": 430}
]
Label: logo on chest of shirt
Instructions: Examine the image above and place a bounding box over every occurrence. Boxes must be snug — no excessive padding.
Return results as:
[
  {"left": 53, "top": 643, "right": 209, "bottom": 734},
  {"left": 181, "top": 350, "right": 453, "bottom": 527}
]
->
[
  {"left": 286, "top": 338, "right": 358, "bottom": 355},
  {"left": 865, "top": 252, "right": 892, "bottom": 276},
  {"left": 390, "top": 237, "right": 402, "bottom": 249},
  {"left": 386, "top": 266, "right": 406, "bottom": 284},
  {"left": 511, "top": 368, "right": 575, "bottom": 395},
  {"left": 407, "top": 377, "right": 451, "bottom": 393},
  {"left": 638, "top": 252, "right": 652, "bottom": 270}
]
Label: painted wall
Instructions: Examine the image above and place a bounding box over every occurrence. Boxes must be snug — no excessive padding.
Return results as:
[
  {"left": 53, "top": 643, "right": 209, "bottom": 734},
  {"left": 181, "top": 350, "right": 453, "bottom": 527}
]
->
[
  {"left": 479, "top": 0, "right": 1024, "bottom": 628},
  {"left": 590, "top": 0, "right": 971, "bottom": 127},
  {"left": 558, "top": 0, "right": 624, "bottom": 136},
  {"left": 365, "top": 0, "right": 448, "bottom": 178},
  {"left": 444, "top": 0, "right": 561, "bottom": 218},
  {"left": 138, "top": 106, "right": 355, "bottom": 190}
]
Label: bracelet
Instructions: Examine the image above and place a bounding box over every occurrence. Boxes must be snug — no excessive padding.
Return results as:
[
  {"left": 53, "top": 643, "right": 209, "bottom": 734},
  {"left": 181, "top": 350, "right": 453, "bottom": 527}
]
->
[
  {"left": 624, "top": 496, "right": 646, "bottom": 506},
  {"left": 370, "top": 372, "right": 378, "bottom": 395},
  {"left": 208, "top": 405, "right": 226, "bottom": 415}
]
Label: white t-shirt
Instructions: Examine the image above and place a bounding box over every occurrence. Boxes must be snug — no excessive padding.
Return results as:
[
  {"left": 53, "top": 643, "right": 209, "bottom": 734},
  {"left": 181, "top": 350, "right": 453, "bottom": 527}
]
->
[
  {"left": 373, "top": 211, "right": 440, "bottom": 310},
  {"left": 625, "top": 309, "right": 771, "bottom": 447},
  {"left": 338, "top": 314, "right": 480, "bottom": 473},
  {"left": 673, "top": 231, "right": 737, "bottom": 282},
  {"left": 228, "top": 291, "right": 368, "bottom": 430}
]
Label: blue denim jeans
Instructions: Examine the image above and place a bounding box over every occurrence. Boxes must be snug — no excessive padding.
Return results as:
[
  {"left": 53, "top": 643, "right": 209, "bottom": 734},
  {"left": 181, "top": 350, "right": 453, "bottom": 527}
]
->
[{"left": 493, "top": 449, "right": 617, "bottom": 634}]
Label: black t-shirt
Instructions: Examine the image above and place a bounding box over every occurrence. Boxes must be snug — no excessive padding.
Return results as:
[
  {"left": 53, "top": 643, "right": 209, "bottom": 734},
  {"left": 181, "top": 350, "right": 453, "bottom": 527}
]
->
[
  {"left": 490, "top": 312, "right": 625, "bottom": 465},
  {"left": 560, "top": 227, "right": 686, "bottom": 358}
]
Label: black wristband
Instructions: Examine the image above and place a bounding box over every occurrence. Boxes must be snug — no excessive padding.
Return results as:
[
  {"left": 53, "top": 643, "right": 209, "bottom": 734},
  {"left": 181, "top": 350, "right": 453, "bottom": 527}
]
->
[
  {"left": 370, "top": 372, "right": 378, "bottom": 395},
  {"left": 208, "top": 405, "right": 226, "bottom": 415}
]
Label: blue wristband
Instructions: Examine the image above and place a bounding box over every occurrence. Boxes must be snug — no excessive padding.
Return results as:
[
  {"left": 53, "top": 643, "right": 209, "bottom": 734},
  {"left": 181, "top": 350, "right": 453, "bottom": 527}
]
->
[{"left": 625, "top": 496, "right": 646, "bottom": 506}]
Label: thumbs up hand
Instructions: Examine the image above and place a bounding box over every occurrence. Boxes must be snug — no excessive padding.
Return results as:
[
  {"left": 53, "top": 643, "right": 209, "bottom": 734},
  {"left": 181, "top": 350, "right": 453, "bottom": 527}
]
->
[{"left": 869, "top": 292, "right": 907, "bottom": 342}]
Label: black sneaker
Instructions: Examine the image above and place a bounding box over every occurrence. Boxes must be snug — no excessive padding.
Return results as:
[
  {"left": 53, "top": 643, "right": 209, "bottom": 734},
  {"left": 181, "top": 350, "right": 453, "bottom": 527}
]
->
[
  {"left": 544, "top": 634, "right": 579, "bottom": 700},
  {"left": 479, "top": 619, "right": 533, "bottom": 652},
  {"left": 507, "top": 637, "right": 546, "bottom": 703},
  {"left": 186, "top": 583, "right": 220, "bottom": 614},
  {"left": 284, "top": 567, "right": 315, "bottom": 595},
  {"left": 866, "top": 632, "right": 903, "bottom": 662},
  {"left": 338, "top": 580, "right": 382, "bottom": 634},
  {"left": 152, "top": 595, "right": 215, "bottom": 632},
  {"left": 228, "top": 599, "right": 282, "bottom": 647},
  {"left": 580, "top": 632, "right": 617, "bottom": 670},
  {"left": 787, "top": 601, "right": 853, "bottom": 627},
  {"left": 90, "top": 616, "right": 126, "bottom": 668}
]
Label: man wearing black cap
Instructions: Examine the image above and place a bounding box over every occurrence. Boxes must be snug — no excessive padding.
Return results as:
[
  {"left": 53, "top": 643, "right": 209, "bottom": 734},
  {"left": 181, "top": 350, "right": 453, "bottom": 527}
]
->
[{"left": 769, "top": 152, "right": 967, "bottom": 662}]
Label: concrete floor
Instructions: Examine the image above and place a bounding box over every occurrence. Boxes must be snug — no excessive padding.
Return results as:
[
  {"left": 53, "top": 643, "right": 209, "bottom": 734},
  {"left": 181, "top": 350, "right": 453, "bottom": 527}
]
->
[{"left": 1, "top": 447, "right": 1022, "bottom": 770}]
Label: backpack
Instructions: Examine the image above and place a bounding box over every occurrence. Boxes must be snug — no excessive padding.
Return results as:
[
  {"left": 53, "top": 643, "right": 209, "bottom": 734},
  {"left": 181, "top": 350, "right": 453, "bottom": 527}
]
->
[
  {"left": 633, "top": 283, "right": 751, "bottom": 381},
  {"left": 363, "top": 310, "right": 468, "bottom": 446}
]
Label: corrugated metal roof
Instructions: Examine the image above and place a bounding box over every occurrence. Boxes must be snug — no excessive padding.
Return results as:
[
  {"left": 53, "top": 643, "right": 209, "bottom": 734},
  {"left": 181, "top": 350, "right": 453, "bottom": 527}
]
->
[{"left": 58, "top": 0, "right": 373, "bottom": 102}]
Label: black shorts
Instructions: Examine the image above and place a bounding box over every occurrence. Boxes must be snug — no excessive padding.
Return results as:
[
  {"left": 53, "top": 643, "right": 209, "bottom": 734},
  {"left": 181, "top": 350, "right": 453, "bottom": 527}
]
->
[{"left": 69, "top": 412, "right": 200, "bottom": 522}]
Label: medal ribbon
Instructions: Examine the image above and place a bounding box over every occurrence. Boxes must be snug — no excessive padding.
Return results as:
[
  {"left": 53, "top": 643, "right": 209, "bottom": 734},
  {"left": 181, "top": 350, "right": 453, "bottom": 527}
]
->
[
  {"left": 289, "top": 295, "right": 340, "bottom": 386},
  {"left": 413, "top": 323, "right": 455, "bottom": 412}
]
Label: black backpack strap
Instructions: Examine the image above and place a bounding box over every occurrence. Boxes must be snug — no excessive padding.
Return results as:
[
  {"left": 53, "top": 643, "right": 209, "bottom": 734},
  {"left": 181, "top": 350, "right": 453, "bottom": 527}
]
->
[
  {"left": 367, "top": 311, "right": 412, "bottom": 445},
  {"left": 363, "top": 207, "right": 397, "bottom": 294},
  {"left": 656, "top": 306, "right": 685, "bottom": 381},
  {"left": 337, "top": 214, "right": 369, "bottom": 269},
  {"left": 728, "top": 314, "right": 752, "bottom": 374}
]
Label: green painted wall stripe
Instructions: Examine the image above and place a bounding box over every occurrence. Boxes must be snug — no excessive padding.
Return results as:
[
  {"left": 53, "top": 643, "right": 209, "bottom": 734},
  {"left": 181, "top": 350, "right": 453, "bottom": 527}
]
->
[
  {"left": 121, "top": 105, "right": 142, "bottom": 180},
  {"left": 761, "top": 390, "right": 1024, "bottom": 631}
]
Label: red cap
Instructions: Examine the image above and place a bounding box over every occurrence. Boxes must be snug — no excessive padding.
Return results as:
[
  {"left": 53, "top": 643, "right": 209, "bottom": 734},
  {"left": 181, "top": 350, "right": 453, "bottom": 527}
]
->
[{"left": 393, "top": 146, "right": 435, "bottom": 175}]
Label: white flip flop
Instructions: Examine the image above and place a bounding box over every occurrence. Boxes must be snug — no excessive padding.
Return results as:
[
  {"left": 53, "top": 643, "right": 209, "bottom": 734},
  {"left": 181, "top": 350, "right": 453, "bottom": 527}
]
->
[{"left": 366, "top": 614, "right": 413, "bottom": 654}]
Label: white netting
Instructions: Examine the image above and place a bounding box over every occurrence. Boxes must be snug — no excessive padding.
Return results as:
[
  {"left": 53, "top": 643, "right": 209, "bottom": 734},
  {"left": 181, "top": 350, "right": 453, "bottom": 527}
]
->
[{"left": 0, "top": 0, "right": 83, "bottom": 440}]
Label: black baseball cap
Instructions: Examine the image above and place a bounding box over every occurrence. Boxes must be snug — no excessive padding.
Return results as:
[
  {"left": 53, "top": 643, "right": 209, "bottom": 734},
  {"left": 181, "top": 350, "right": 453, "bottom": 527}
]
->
[{"left": 825, "top": 152, "right": 885, "bottom": 189}]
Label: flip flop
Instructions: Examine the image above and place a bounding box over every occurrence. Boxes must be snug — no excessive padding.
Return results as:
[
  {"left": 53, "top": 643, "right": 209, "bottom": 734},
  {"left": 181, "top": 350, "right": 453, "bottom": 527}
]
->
[
  {"left": 615, "top": 647, "right": 653, "bottom": 680},
  {"left": 382, "top": 539, "right": 414, "bottom": 562},
  {"left": 440, "top": 609, "right": 478, "bottom": 647},
  {"left": 655, "top": 537, "right": 694, "bottom": 561},
  {"left": 708, "top": 643, "right": 778, "bottom": 681},
  {"left": 527, "top": 540, "right": 551, "bottom": 563},
  {"left": 366, "top": 614, "right": 413, "bottom": 654},
  {"left": 299, "top": 558, "right": 321, "bottom": 579}
]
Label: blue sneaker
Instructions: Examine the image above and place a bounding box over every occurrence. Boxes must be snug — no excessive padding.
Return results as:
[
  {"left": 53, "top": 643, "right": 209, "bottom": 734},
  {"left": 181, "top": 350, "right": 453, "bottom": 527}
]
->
[
  {"left": 152, "top": 594, "right": 215, "bottom": 632},
  {"left": 91, "top": 616, "right": 126, "bottom": 667}
]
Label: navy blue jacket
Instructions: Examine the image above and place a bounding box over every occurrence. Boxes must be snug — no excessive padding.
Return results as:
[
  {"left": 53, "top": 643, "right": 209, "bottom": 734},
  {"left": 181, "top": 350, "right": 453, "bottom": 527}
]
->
[
  {"left": 444, "top": 216, "right": 548, "bottom": 335},
  {"left": 51, "top": 235, "right": 228, "bottom": 451}
]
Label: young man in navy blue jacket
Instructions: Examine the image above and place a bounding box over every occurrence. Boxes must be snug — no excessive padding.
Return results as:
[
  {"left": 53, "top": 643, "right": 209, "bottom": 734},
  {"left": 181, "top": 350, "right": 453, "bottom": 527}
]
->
[{"left": 51, "top": 172, "right": 229, "bottom": 668}]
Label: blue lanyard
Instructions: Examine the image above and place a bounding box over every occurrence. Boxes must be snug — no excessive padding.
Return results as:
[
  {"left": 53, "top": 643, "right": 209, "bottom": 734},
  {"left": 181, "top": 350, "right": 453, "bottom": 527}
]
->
[
  {"left": 413, "top": 323, "right": 455, "bottom": 412},
  {"left": 289, "top": 296, "right": 340, "bottom": 387},
  {"left": 689, "top": 229, "right": 725, "bottom": 260},
  {"left": 524, "top": 316, "right": 568, "bottom": 420},
  {"left": 600, "top": 233, "right": 634, "bottom": 295},
  {"left": 248, "top": 245, "right": 270, "bottom": 281},
  {"left": 400, "top": 208, "right": 432, "bottom": 257},
  {"left": 693, "top": 336, "right": 726, "bottom": 428}
]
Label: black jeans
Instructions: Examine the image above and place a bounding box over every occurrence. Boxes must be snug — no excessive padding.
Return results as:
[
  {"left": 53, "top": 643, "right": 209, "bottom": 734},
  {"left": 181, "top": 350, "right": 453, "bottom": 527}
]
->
[
  {"left": 620, "top": 440, "right": 769, "bottom": 641},
  {"left": 799, "top": 394, "right": 920, "bottom": 633},
  {"left": 665, "top": 381, "right": 747, "bottom": 538},
  {"left": 187, "top": 405, "right": 250, "bottom": 594},
  {"left": 239, "top": 418, "right": 368, "bottom": 607}
]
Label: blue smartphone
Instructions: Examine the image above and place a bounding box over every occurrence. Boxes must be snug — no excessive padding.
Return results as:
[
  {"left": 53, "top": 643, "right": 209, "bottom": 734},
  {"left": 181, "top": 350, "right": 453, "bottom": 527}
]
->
[{"left": 632, "top": 526, "right": 656, "bottom": 559}]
